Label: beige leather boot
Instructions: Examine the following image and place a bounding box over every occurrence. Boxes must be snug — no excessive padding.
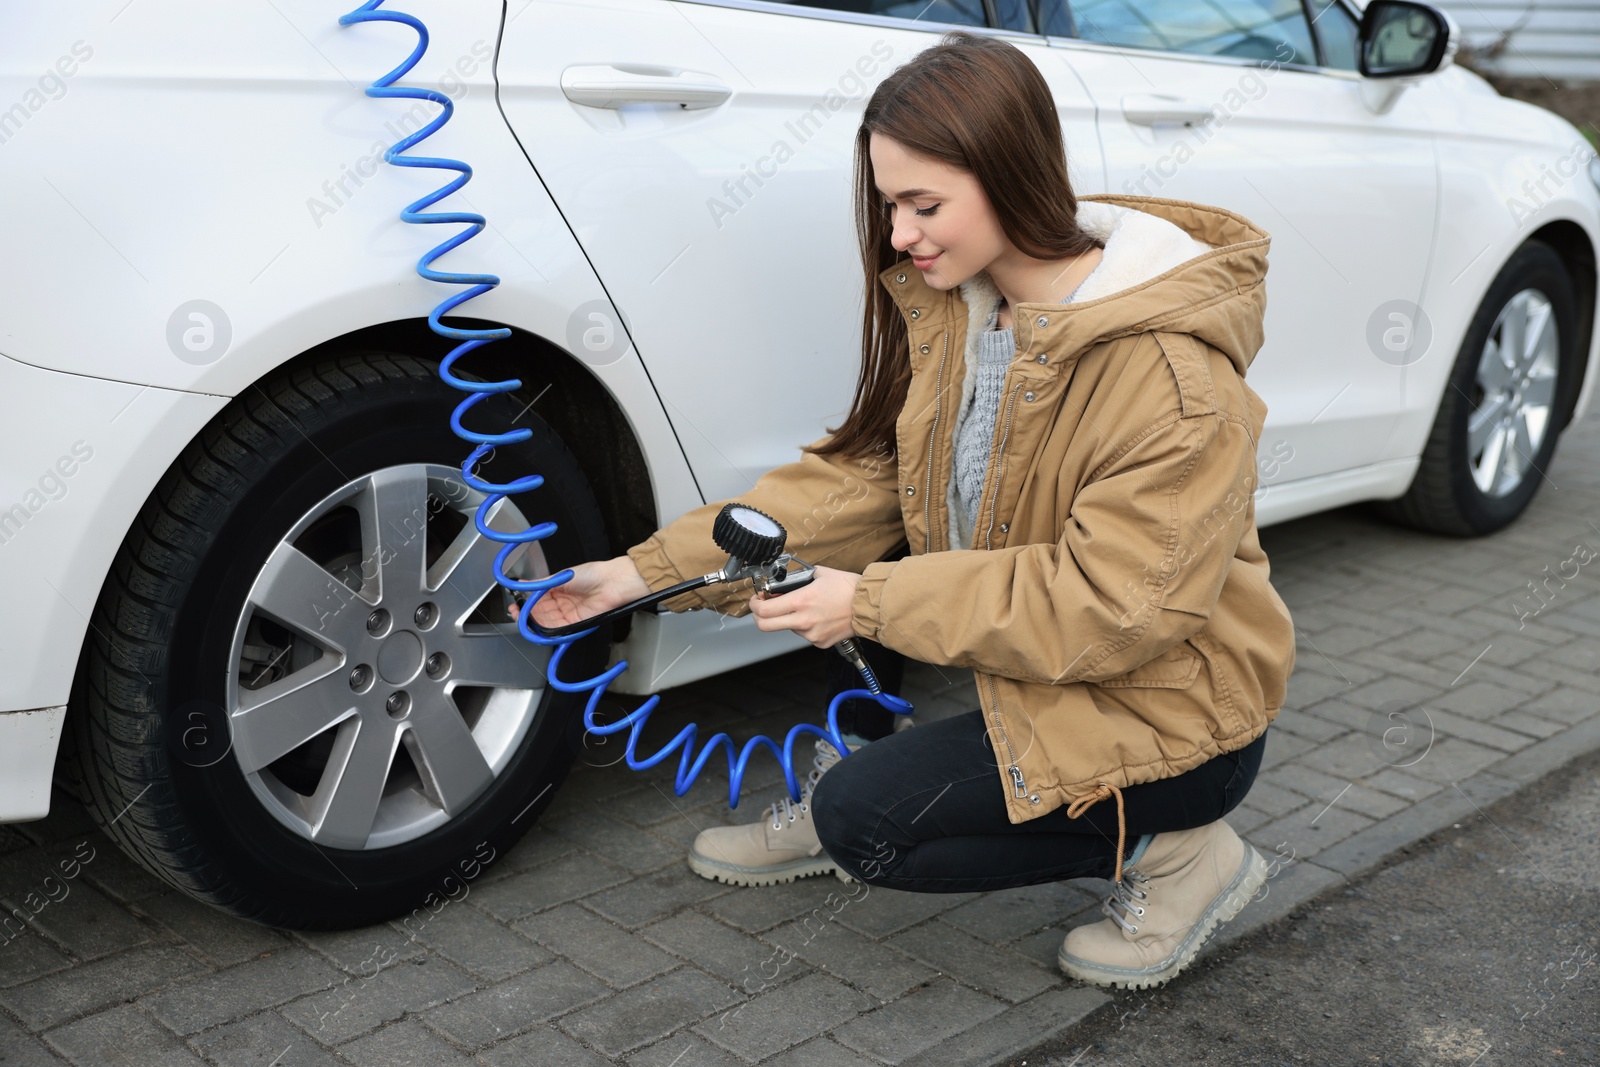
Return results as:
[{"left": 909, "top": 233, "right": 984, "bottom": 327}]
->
[
  {"left": 687, "top": 738, "right": 860, "bottom": 887},
  {"left": 1057, "top": 819, "right": 1268, "bottom": 989}
]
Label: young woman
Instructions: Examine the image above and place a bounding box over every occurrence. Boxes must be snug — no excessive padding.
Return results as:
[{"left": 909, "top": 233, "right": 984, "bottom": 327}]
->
[{"left": 524, "top": 30, "right": 1297, "bottom": 990}]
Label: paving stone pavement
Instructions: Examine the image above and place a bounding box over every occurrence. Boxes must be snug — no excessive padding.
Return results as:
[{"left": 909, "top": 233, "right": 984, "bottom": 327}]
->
[{"left": 6, "top": 419, "right": 1600, "bottom": 1066}]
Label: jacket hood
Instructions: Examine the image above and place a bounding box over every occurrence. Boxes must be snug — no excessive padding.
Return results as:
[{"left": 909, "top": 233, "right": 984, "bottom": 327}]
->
[
  {"left": 928, "top": 194, "right": 1270, "bottom": 550},
  {"left": 951, "top": 193, "right": 1270, "bottom": 381}
]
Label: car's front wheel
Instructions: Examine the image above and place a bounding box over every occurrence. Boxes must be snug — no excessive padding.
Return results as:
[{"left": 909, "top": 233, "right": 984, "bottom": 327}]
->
[
  {"left": 1375, "top": 240, "right": 1580, "bottom": 536},
  {"left": 67, "top": 352, "right": 610, "bottom": 928}
]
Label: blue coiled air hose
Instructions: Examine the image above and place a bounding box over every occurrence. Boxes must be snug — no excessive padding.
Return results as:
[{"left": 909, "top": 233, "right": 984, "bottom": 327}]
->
[{"left": 337, "top": 1, "right": 913, "bottom": 809}]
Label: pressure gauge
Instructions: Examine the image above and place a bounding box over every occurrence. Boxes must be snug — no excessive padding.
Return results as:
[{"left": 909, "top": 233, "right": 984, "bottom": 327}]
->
[{"left": 712, "top": 503, "right": 787, "bottom": 563}]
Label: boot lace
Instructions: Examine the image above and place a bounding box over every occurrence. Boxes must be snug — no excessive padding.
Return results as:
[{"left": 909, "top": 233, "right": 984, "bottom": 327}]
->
[
  {"left": 767, "top": 740, "right": 844, "bottom": 831},
  {"left": 1101, "top": 868, "right": 1151, "bottom": 935}
]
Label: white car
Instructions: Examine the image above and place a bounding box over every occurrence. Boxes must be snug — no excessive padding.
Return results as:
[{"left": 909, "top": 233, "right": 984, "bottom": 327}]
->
[{"left": 1, "top": 0, "right": 1596, "bottom": 927}]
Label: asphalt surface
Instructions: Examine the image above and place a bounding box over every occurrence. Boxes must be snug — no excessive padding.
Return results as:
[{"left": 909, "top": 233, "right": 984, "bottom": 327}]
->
[{"left": 1013, "top": 746, "right": 1600, "bottom": 1067}]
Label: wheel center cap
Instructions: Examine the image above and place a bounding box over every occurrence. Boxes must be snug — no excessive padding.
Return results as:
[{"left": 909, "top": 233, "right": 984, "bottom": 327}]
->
[{"left": 377, "top": 630, "right": 424, "bottom": 684}]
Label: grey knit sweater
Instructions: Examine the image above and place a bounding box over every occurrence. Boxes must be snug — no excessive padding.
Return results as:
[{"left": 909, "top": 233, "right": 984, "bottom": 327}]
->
[{"left": 954, "top": 269, "right": 1099, "bottom": 545}]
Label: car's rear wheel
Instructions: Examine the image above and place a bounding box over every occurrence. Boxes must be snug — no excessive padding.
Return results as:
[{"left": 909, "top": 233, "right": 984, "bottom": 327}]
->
[
  {"left": 1373, "top": 241, "right": 1579, "bottom": 536},
  {"left": 67, "top": 352, "right": 610, "bottom": 928}
]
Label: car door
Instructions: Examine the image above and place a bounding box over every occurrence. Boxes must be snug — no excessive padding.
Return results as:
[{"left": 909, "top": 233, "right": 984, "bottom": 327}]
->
[
  {"left": 1039, "top": 0, "right": 1438, "bottom": 485},
  {"left": 496, "top": 0, "right": 1102, "bottom": 504}
]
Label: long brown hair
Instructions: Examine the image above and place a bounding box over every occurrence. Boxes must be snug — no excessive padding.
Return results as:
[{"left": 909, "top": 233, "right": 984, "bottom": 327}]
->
[{"left": 806, "top": 30, "right": 1102, "bottom": 462}]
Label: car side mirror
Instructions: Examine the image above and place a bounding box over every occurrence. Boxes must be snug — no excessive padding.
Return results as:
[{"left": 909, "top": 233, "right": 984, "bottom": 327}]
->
[{"left": 1358, "top": 0, "right": 1454, "bottom": 78}]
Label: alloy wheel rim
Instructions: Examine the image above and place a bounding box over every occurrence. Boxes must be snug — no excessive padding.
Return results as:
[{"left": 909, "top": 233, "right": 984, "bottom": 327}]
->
[
  {"left": 1466, "top": 287, "right": 1559, "bottom": 499},
  {"left": 224, "top": 463, "right": 551, "bottom": 850}
]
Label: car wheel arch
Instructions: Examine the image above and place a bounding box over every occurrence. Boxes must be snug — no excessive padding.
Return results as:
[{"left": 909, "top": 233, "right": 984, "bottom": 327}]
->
[{"left": 55, "top": 317, "right": 661, "bottom": 807}]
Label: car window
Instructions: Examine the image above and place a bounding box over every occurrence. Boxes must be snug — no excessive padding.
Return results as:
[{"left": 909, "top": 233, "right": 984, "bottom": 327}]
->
[
  {"left": 748, "top": 0, "right": 989, "bottom": 27},
  {"left": 1047, "top": 0, "right": 1318, "bottom": 65},
  {"left": 1305, "top": 0, "right": 1360, "bottom": 70},
  {"left": 990, "top": 0, "right": 1038, "bottom": 32}
]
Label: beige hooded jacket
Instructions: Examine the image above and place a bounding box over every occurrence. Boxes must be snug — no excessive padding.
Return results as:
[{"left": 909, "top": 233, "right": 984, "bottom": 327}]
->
[{"left": 626, "top": 193, "right": 1297, "bottom": 882}]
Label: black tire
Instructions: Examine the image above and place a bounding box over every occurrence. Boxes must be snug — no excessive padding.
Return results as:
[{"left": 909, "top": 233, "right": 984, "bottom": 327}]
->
[
  {"left": 67, "top": 352, "right": 610, "bottom": 929},
  {"left": 1372, "top": 241, "right": 1579, "bottom": 537}
]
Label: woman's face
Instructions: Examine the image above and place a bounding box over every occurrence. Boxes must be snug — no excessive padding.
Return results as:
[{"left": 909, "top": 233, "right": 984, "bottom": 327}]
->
[{"left": 869, "top": 131, "right": 1007, "bottom": 291}]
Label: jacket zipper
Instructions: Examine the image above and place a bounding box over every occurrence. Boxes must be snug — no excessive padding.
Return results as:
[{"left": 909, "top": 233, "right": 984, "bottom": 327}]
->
[
  {"left": 923, "top": 331, "right": 950, "bottom": 552},
  {"left": 980, "top": 372, "right": 1025, "bottom": 797},
  {"left": 988, "top": 674, "right": 1027, "bottom": 798},
  {"left": 983, "top": 383, "right": 1024, "bottom": 551}
]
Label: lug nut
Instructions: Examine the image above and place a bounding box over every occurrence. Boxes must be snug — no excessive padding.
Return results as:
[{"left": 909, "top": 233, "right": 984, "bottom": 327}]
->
[
  {"left": 366, "top": 609, "right": 391, "bottom": 636},
  {"left": 349, "top": 664, "right": 372, "bottom": 691},
  {"left": 386, "top": 690, "right": 411, "bottom": 718},
  {"left": 425, "top": 652, "right": 449, "bottom": 679},
  {"left": 414, "top": 602, "right": 437, "bottom": 628}
]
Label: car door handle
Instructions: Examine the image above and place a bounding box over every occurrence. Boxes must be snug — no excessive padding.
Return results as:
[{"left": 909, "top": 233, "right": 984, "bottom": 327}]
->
[
  {"left": 560, "top": 64, "right": 732, "bottom": 110},
  {"left": 1120, "top": 93, "right": 1217, "bottom": 127}
]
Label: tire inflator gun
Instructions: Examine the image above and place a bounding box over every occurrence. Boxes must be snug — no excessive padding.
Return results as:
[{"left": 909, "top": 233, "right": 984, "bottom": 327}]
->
[{"left": 338, "top": 0, "right": 913, "bottom": 810}]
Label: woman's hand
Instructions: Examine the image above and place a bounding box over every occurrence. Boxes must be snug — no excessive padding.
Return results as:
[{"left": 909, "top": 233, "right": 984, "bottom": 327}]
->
[
  {"left": 746, "top": 566, "right": 862, "bottom": 648},
  {"left": 506, "top": 555, "right": 651, "bottom": 629}
]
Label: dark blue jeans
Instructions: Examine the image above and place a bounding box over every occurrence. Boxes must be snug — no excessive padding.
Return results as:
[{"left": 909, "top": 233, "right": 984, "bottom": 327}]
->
[{"left": 811, "top": 704, "right": 1267, "bottom": 893}]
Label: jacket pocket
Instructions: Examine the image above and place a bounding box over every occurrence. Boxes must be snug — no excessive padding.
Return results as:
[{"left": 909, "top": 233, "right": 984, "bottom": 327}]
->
[{"left": 1089, "top": 641, "right": 1203, "bottom": 689}]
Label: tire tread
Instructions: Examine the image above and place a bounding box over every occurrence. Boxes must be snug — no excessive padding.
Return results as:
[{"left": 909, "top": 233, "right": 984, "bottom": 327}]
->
[{"left": 73, "top": 354, "right": 449, "bottom": 926}]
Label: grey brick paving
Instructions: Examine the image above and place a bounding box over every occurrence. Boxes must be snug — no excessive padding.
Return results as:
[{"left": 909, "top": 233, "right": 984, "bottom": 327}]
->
[
  {"left": 1232, "top": 778, "right": 1312, "bottom": 816},
  {"left": 8, "top": 419, "right": 1600, "bottom": 1066},
  {"left": 545, "top": 810, "right": 686, "bottom": 875},
  {"left": 277, "top": 955, "right": 477, "bottom": 1045},
  {"left": 143, "top": 947, "right": 341, "bottom": 1037},
  {"left": 693, "top": 972, "right": 874, "bottom": 1061},
  {"left": 0, "top": 925, "right": 73, "bottom": 988},
  {"left": 1244, "top": 800, "right": 1375, "bottom": 859},
  {"left": 1260, "top": 766, "right": 1410, "bottom": 820},
  {"left": 292, "top": 923, "right": 425, "bottom": 973},
  {"left": 0, "top": 1011, "right": 66, "bottom": 1066},
  {"left": 774, "top": 917, "right": 934, "bottom": 1001},
  {"left": 1219, "top": 803, "right": 1274, "bottom": 835},
  {"left": 395, "top": 896, "right": 552, "bottom": 982},
  {"left": 887, "top": 921, "right": 1057, "bottom": 1004},
  {"left": 476, "top": 1025, "right": 616, "bottom": 1067},
  {"left": 131, "top": 892, "right": 290, "bottom": 969},
  {"left": 0, "top": 878, "right": 150, "bottom": 962},
  {"left": 627, "top": 1032, "right": 747, "bottom": 1067},
  {"left": 937, "top": 881, "right": 1096, "bottom": 943},
  {"left": 1397, "top": 736, "right": 1506, "bottom": 784},
  {"left": 418, "top": 960, "right": 607, "bottom": 1047},
  {"left": 688, "top": 972, "right": 876, "bottom": 1062},
  {"left": 472, "top": 826, "right": 576, "bottom": 885},
  {"left": 832, "top": 976, "right": 1008, "bottom": 1063},
  {"left": 1508, "top": 684, "right": 1598, "bottom": 724},
  {"left": 43, "top": 1005, "right": 207, "bottom": 1067},
  {"left": 419, "top": 966, "right": 595, "bottom": 1043},
  {"left": 72, "top": 840, "right": 172, "bottom": 907},
  {"left": 766, "top": 1036, "right": 887, "bottom": 1066},
  {"left": 581, "top": 864, "right": 738, "bottom": 928},
  {"left": 899, "top": 987, "right": 1110, "bottom": 1067},
  {"left": 470, "top": 853, "right": 631, "bottom": 921},
  {"left": 1361, "top": 766, "right": 1449, "bottom": 799},
  {"left": 640, "top": 910, "right": 808, "bottom": 988},
  {"left": 1491, "top": 709, "right": 1569, "bottom": 738},
  {"left": 2, "top": 944, "right": 206, "bottom": 1031},
  {"left": 557, "top": 967, "right": 741, "bottom": 1057},
  {"left": 833, "top": 886, "right": 983, "bottom": 940},
  {"left": 1431, "top": 680, "right": 1532, "bottom": 720},
  {"left": 188, "top": 1010, "right": 344, "bottom": 1067},
  {"left": 338, "top": 1019, "right": 477, "bottom": 1067}
]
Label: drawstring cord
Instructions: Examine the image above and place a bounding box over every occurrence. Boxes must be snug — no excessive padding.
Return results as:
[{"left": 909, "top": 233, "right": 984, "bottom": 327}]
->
[{"left": 1065, "top": 781, "right": 1128, "bottom": 884}]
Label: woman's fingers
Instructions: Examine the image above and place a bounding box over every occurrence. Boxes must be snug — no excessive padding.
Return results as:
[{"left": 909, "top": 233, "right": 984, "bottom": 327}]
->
[{"left": 749, "top": 592, "right": 803, "bottom": 637}]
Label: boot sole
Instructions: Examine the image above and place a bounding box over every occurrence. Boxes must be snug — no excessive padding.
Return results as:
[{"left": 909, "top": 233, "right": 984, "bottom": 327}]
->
[
  {"left": 1057, "top": 840, "right": 1270, "bottom": 990},
  {"left": 687, "top": 852, "right": 856, "bottom": 888}
]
